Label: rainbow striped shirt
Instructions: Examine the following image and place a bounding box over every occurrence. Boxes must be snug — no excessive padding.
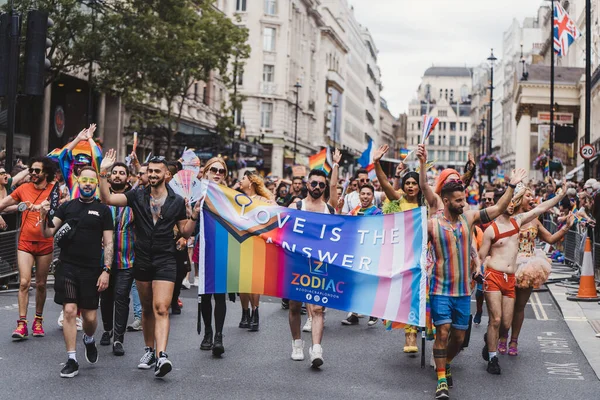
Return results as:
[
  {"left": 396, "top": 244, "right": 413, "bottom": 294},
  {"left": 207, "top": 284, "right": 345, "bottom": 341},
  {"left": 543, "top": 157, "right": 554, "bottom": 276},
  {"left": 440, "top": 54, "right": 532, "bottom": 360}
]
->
[
  {"left": 430, "top": 213, "right": 471, "bottom": 297},
  {"left": 109, "top": 204, "right": 135, "bottom": 269}
]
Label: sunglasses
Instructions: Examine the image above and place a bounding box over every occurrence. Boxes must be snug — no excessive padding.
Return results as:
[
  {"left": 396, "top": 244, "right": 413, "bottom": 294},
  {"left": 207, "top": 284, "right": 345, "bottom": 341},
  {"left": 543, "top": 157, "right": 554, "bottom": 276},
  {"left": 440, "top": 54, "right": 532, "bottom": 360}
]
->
[
  {"left": 309, "top": 181, "right": 326, "bottom": 189},
  {"left": 244, "top": 170, "right": 256, "bottom": 177},
  {"left": 359, "top": 178, "right": 369, "bottom": 183},
  {"left": 29, "top": 168, "right": 42, "bottom": 174},
  {"left": 78, "top": 177, "right": 98, "bottom": 184},
  {"left": 209, "top": 167, "right": 226, "bottom": 175},
  {"left": 445, "top": 179, "right": 464, "bottom": 185},
  {"left": 0, "top": 171, "right": 6, "bottom": 176}
]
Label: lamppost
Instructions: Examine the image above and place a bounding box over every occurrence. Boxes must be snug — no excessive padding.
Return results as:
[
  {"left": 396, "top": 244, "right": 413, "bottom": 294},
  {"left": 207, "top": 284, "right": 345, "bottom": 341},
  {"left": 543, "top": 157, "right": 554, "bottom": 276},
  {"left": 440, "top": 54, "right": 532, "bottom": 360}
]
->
[
  {"left": 487, "top": 48, "right": 497, "bottom": 182},
  {"left": 479, "top": 118, "right": 486, "bottom": 160},
  {"left": 332, "top": 102, "right": 339, "bottom": 150},
  {"left": 519, "top": 43, "right": 528, "bottom": 81},
  {"left": 293, "top": 81, "right": 301, "bottom": 164}
]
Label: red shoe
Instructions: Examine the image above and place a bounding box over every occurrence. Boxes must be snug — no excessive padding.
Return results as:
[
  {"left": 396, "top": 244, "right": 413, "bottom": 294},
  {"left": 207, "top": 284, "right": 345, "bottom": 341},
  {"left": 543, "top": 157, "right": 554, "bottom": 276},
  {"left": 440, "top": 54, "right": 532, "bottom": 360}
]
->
[
  {"left": 12, "top": 320, "right": 29, "bottom": 340},
  {"left": 32, "top": 316, "right": 45, "bottom": 337},
  {"left": 177, "top": 298, "right": 183, "bottom": 309}
]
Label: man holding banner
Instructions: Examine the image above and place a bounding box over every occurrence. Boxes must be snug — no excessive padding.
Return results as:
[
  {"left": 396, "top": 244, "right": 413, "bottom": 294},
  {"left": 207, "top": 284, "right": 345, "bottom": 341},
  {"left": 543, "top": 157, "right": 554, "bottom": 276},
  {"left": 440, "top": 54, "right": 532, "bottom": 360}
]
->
[{"left": 418, "top": 143, "right": 527, "bottom": 399}]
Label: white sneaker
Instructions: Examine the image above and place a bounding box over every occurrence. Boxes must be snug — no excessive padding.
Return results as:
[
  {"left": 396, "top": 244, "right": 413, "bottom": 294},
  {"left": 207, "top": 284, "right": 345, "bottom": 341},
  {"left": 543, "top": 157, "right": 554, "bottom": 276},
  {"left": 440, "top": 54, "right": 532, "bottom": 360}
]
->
[
  {"left": 309, "top": 344, "right": 324, "bottom": 368},
  {"left": 193, "top": 277, "right": 199, "bottom": 287},
  {"left": 76, "top": 316, "right": 83, "bottom": 331},
  {"left": 302, "top": 317, "right": 312, "bottom": 332},
  {"left": 291, "top": 339, "right": 304, "bottom": 361},
  {"left": 58, "top": 311, "right": 64, "bottom": 329},
  {"left": 182, "top": 278, "right": 191, "bottom": 290}
]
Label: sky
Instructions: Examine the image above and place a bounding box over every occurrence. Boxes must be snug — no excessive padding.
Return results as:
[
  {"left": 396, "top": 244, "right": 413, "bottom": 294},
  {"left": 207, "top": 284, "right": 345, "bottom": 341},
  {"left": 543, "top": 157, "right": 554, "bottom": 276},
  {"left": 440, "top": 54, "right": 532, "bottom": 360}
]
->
[{"left": 350, "top": 0, "right": 546, "bottom": 116}]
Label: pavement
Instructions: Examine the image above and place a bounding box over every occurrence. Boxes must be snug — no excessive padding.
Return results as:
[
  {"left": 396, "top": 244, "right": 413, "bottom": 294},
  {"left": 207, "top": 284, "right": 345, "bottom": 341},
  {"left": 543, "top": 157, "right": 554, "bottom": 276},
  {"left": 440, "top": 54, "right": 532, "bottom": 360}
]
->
[
  {"left": 1, "top": 286, "right": 599, "bottom": 400},
  {"left": 546, "top": 260, "right": 600, "bottom": 381}
]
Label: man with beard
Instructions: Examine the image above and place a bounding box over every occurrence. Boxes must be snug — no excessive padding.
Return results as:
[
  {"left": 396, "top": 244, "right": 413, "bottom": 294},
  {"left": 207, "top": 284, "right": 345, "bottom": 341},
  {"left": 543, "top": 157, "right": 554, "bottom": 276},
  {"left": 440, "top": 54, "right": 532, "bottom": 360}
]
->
[
  {"left": 39, "top": 167, "right": 113, "bottom": 377},
  {"left": 419, "top": 143, "right": 527, "bottom": 400},
  {"left": 290, "top": 176, "right": 305, "bottom": 198},
  {"left": 0, "top": 157, "right": 57, "bottom": 339},
  {"left": 99, "top": 150, "right": 197, "bottom": 378},
  {"left": 137, "top": 163, "right": 149, "bottom": 188},
  {"left": 478, "top": 185, "right": 567, "bottom": 375},
  {"left": 288, "top": 168, "right": 337, "bottom": 369},
  {"left": 98, "top": 162, "right": 136, "bottom": 355}
]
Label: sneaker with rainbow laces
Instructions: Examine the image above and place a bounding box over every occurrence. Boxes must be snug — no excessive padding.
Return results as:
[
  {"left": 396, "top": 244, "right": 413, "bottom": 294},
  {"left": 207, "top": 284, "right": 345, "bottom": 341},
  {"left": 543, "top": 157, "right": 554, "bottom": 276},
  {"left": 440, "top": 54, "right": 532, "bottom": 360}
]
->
[
  {"left": 32, "top": 316, "right": 45, "bottom": 337},
  {"left": 12, "top": 319, "right": 28, "bottom": 340}
]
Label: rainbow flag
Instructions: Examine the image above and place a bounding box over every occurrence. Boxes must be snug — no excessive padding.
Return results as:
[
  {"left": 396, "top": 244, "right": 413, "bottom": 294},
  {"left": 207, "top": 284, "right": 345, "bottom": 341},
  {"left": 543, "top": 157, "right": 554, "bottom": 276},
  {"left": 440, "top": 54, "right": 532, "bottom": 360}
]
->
[
  {"left": 421, "top": 115, "right": 439, "bottom": 142},
  {"left": 365, "top": 163, "right": 376, "bottom": 181},
  {"left": 48, "top": 139, "right": 103, "bottom": 199},
  {"left": 399, "top": 148, "right": 410, "bottom": 161},
  {"left": 309, "top": 148, "right": 332, "bottom": 175},
  {"left": 544, "top": 158, "right": 550, "bottom": 176},
  {"left": 197, "top": 182, "right": 427, "bottom": 326}
]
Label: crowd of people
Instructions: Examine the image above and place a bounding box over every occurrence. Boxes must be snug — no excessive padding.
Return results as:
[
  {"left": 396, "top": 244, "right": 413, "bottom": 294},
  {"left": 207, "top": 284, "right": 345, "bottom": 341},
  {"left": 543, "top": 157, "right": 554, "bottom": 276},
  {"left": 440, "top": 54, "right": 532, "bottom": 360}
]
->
[{"left": 0, "top": 125, "right": 595, "bottom": 399}]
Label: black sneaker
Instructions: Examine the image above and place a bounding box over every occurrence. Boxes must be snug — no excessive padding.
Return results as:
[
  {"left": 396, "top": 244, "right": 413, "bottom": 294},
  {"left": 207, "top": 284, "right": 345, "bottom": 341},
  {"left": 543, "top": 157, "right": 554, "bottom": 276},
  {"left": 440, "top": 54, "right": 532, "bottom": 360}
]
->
[
  {"left": 435, "top": 380, "right": 449, "bottom": 399},
  {"left": 154, "top": 352, "right": 173, "bottom": 378},
  {"left": 113, "top": 341, "right": 125, "bottom": 356},
  {"left": 200, "top": 333, "right": 213, "bottom": 350},
  {"left": 341, "top": 313, "right": 359, "bottom": 325},
  {"left": 137, "top": 347, "right": 156, "bottom": 369},
  {"left": 60, "top": 359, "right": 79, "bottom": 378},
  {"left": 446, "top": 365, "right": 453, "bottom": 388},
  {"left": 482, "top": 333, "right": 489, "bottom": 361},
  {"left": 83, "top": 336, "right": 98, "bottom": 364},
  {"left": 100, "top": 330, "right": 112, "bottom": 346},
  {"left": 367, "top": 316, "right": 378, "bottom": 326},
  {"left": 212, "top": 333, "right": 224, "bottom": 356},
  {"left": 487, "top": 356, "right": 501, "bottom": 375},
  {"left": 281, "top": 299, "right": 289, "bottom": 310}
]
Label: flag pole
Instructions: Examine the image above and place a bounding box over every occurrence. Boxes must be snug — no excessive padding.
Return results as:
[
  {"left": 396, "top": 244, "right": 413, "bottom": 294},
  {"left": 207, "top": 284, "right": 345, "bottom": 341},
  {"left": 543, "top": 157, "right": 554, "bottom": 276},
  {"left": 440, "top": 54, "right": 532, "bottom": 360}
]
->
[
  {"left": 549, "top": 0, "right": 555, "bottom": 170},
  {"left": 584, "top": 0, "right": 591, "bottom": 181}
]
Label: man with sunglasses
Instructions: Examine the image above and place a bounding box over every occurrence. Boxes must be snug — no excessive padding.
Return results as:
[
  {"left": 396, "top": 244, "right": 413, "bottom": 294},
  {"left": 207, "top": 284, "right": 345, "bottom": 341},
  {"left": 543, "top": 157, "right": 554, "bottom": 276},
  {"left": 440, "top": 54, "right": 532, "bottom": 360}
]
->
[
  {"left": 39, "top": 166, "right": 113, "bottom": 378},
  {"left": 99, "top": 150, "right": 197, "bottom": 378},
  {"left": 0, "top": 157, "right": 57, "bottom": 340},
  {"left": 98, "top": 162, "right": 136, "bottom": 356},
  {"left": 341, "top": 169, "right": 385, "bottom": 214}
]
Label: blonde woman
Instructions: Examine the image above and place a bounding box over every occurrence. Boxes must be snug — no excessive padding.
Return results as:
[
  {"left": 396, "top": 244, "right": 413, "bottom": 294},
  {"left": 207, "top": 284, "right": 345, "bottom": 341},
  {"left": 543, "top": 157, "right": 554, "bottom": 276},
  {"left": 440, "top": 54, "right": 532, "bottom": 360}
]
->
[
  {"left": 238, "top": 170, "right": 274, "bottom": 332},
  {"left": 194, "top": 157, "right": 229, "bottom": 356}
]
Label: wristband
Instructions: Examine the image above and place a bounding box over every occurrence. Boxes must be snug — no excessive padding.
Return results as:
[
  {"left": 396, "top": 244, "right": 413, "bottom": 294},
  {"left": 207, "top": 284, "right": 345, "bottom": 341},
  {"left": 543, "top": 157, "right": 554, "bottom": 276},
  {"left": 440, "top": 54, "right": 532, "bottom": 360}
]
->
[
  {"left": 99, "top": 171, "right": 110, "bottom": 179},
  {"left": 102, "top": 265, "right": 111, "bottom": 274},
  {"left": 191, "top": 214, "right": 198, "bottom": 221},
  {"left": 507, "top": 183, "right": 516, "bottom": 189},
  {"left": 394, "top": 175, "right": 401, "bottom": 179},
  {"left": 332, "top": 163, "right": 339, "bottom": 168}
]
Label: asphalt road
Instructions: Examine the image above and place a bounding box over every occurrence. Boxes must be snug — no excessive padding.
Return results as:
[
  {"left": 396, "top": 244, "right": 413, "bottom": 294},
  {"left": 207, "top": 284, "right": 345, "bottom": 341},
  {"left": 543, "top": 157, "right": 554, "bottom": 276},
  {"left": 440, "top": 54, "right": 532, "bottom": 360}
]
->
[{"left": 0, "top": 288, "right": 598, "bottom": 400}]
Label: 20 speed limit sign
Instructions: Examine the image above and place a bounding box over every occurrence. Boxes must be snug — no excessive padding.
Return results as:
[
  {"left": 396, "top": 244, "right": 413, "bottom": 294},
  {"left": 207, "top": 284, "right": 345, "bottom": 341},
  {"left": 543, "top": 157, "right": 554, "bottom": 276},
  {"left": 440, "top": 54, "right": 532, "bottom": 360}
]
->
[{"left": 580, "top": 144, "right": 596, "bottom": 160}]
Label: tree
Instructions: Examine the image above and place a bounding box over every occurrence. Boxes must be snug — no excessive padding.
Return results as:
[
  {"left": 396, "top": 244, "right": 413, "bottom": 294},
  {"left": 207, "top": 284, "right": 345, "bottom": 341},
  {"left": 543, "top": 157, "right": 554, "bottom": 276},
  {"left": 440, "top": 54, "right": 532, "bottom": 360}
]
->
[{"left": 96, "top": 0, "right": 250, "bottom": 158}]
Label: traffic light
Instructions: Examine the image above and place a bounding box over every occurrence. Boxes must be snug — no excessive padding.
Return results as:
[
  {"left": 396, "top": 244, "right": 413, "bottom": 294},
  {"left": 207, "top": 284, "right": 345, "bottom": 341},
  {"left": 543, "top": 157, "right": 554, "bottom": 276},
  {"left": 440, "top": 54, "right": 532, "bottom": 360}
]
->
[
  {"left": 24, "top": 10, "right": 53, "bottom": 96},
  {"left": 0, "top": 13, "right": 10, "bottom": 97}
]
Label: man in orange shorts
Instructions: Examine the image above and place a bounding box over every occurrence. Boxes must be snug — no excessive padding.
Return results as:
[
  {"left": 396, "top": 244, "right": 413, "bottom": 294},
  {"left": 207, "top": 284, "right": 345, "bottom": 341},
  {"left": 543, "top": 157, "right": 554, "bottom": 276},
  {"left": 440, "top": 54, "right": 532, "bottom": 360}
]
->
[
  {"left": 478, "top": 184, "right": 567, "bottom": 374},
  {"left": 0, "top": 157, "right": 57, "bottom": 339}
]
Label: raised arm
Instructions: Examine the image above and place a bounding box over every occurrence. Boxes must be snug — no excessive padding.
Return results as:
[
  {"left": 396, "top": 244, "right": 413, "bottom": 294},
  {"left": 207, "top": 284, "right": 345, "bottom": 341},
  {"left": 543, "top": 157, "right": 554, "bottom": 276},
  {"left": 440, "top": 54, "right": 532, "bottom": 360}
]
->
[
  {"left": 99, "top": 149, "right": 128, "bottom": 207},
  {"left": 471, "top": 169, "right": 527, "bottom": 225},
  {"left": 416, "top": 144, "right": 440, "bottom": 209},
  {"left": 10, "top": 168, "right": 30, "bottom": 188},
  {"left": 328, "top": 149, "right": 341, "bottom": 208},
  {"left": 179, "top": 201, "right": 199, "bottom": 239},
  {"left": 392, "top": 162, "right": 407, "bottom": 191},
  {"left": 461, "top": 152, "right": 476, "bottom": 187},
  {"left": 373, "top": 145, "right": 401, "bottom": 201},
  {"left": 537, "top": 214, "right": 575, "bottom": 244},
  {"left": 519, "top": 187, "right": 567, "bottom": 225}
]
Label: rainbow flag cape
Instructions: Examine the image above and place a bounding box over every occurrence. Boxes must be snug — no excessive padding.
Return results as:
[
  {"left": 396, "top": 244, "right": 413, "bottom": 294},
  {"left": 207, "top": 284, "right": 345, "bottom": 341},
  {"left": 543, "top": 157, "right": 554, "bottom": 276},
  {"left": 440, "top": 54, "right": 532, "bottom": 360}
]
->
[
  {"left": 48, "top": 139, "right": 102, "bottom": 199},
  {"left": 309, "top": 148, "right": 332, "bottom": 175},
  {"left": 197, "top": 182, "right": 427, "bottom": 326}
]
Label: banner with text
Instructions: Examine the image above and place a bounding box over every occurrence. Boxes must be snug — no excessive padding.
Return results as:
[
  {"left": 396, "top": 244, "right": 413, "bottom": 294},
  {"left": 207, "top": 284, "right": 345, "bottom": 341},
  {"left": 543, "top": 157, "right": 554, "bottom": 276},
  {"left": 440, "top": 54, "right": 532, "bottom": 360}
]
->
[{"left": 198, "top": 182, "right": 427, "bottom": 326}]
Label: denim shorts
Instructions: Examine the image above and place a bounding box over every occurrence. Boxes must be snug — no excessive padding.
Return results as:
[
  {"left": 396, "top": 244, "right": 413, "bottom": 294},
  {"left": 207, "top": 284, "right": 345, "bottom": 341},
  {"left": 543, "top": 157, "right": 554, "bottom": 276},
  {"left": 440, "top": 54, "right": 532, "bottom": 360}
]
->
[{"left": 430, "top": 295, "right": 471, "bottom": 330}]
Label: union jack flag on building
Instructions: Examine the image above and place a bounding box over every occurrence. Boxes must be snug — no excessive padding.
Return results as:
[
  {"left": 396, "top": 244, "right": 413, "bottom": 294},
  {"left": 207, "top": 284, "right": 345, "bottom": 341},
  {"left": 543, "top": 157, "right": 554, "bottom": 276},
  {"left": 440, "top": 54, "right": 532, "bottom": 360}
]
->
[{"left": 554, "top": 2, "right": 581, "bottom": 57}]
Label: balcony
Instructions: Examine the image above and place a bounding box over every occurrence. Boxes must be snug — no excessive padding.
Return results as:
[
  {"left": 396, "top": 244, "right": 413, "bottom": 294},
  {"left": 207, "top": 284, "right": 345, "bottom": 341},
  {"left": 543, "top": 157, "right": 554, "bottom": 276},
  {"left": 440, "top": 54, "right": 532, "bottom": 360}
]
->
[{"left": 260, "top": 82, "right": 278, "bottom": 95}]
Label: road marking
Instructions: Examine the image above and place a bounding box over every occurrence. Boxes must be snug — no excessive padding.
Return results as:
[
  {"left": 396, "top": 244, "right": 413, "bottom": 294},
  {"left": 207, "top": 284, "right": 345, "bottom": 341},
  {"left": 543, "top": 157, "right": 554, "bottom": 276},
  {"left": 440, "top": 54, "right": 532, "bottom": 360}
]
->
[
  {"left": 530, "top": 297, "right": 541, "bottom": 320},
  {"left": 544, "top": 362, "right": 584, "bottom": 380},
  {"left": 533, "top": 292, "right": 549, "bottom": 320},
  {"left": 537, "top": 336, "right": 573, "bottom": 355}
]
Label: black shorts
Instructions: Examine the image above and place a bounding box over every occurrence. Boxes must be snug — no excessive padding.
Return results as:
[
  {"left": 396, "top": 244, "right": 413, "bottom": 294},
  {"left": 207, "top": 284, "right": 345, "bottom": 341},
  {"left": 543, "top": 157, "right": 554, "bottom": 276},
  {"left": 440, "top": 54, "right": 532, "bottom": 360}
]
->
[
  {"left": 134, "top": 259, "right": 177, "bottom": 283},
  {"left": 55, "top": 262, "right": 101, "bottom": 310}
]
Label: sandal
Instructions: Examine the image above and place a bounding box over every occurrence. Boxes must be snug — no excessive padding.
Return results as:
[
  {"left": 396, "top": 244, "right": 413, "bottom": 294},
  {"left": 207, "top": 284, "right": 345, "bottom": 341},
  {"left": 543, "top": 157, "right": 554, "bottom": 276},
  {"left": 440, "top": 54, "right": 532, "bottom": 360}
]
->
[
  {"left": 498, "top": 337, "right": 508, "bottom": 355},
  {"left": 508, "top": 339, "right": 518, "bottom": 356}
]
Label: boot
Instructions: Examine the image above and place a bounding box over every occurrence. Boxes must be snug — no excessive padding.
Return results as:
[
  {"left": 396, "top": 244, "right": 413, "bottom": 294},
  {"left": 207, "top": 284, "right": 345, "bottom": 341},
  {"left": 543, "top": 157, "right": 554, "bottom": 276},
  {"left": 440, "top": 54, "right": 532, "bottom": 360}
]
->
[
  {"left": 248, "top": 307, "right": 259, "bottom": 332},
  {"left": 239, "top": 309, "right": 250, "bottom": 329},
  {"left": 212, "top": 332, "right": 224, "bottom": 356},
  {"left": 200, "top": 331, "right": 213, "bottom": 350}
]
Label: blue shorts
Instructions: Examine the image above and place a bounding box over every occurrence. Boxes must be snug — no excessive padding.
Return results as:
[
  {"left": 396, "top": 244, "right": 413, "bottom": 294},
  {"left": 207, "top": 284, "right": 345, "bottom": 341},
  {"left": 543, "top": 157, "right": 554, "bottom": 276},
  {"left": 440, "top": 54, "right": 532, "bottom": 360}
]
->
[{"left": 430, "top": 295, "right": 471, "bottom": 330}]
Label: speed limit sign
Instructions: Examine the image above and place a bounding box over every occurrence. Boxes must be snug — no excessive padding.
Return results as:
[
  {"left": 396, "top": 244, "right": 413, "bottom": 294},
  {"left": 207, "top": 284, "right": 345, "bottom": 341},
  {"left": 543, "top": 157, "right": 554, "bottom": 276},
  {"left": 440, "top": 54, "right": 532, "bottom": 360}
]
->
[{"left": 580, "top": 144, "right": 596, "bottom": 160}]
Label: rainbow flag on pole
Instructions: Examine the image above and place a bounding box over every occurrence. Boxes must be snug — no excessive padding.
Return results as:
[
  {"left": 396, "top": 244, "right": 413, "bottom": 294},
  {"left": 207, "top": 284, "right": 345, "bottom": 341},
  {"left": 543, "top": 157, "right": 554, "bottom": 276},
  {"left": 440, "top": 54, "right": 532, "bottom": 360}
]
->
[
  {"left": 309, "top": 148, "right": 332, "bottom": 175},
  {"left": 197, "top": 182, "right": 427, "bottom": 326}
]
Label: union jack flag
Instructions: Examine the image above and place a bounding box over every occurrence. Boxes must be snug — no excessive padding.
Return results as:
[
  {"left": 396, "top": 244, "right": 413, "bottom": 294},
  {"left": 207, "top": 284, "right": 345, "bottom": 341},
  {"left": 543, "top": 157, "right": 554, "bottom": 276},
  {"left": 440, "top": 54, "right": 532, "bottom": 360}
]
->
[{"left": 554, "top": 3, "right": 581, "bottom": 57}]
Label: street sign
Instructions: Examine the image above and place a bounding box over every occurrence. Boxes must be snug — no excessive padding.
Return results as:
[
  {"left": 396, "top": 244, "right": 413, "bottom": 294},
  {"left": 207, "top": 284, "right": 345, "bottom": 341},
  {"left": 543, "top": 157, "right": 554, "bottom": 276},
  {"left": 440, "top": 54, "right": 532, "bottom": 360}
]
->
[{"left": 580, "top": 144, "right": 595, "bottom": 160}]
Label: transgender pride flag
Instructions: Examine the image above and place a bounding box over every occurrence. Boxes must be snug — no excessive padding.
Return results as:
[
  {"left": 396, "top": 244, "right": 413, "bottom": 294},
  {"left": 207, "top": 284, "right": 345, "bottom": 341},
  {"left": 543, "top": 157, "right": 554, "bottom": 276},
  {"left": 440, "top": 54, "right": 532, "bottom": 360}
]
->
[{"left": 197, "top": 181, "right": 427, "bottom": 326}]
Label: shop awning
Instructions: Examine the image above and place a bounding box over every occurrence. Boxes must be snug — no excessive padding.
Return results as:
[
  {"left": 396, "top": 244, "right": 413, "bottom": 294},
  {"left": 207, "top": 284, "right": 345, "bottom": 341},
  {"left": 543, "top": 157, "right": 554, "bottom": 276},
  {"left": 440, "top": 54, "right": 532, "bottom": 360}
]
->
[{"left": 565, "top": 163, "right": 585, "bottom": 179}]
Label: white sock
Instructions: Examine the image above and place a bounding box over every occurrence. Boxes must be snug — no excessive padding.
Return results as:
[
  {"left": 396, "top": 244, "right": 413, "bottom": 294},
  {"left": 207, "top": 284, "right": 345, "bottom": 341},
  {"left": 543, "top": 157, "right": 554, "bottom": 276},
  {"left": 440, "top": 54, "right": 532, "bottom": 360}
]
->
[
  {"left": 489, "top": 351, "right": 497, "bottom": 359},
  {"left": 83, "top": 334, "right": 95, "bottom": 344},
  {"left": 67, "top": 351, "right": 77, "bottom": 361}
]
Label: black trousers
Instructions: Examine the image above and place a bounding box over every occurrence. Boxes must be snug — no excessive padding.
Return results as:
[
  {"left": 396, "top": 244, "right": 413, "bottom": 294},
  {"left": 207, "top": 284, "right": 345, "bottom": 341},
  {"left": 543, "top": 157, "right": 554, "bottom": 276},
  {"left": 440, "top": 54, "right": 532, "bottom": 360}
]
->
[
  {"left": 171, "top": 248, "right": 191, "bottom": 309},
  {"left": 100, "top": 267, "right": 135, "bottom": 343}
]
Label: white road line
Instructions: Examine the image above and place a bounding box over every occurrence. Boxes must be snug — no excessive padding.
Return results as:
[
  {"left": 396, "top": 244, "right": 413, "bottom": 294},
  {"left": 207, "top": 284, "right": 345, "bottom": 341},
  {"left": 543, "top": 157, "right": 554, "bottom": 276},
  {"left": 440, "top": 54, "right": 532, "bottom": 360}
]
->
[
  {"left": 529, "top": 296, "right": 541, "bottom": 320},
  {"left": 533, "top": 292, "right": 549, "bottom": 321}
]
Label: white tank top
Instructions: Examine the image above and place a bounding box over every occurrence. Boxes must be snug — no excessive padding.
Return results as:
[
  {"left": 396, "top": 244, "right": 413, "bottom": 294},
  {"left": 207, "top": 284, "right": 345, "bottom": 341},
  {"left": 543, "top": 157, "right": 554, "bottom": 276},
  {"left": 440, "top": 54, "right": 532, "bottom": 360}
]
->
[{"left": 299, "top": 200, "right": 331, "bottom": 214}]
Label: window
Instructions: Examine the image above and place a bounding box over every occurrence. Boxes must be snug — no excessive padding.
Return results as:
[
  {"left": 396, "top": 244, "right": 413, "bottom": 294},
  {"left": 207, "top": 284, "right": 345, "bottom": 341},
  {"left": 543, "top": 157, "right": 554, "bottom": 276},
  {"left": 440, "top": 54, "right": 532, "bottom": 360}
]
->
[
  {"left": 203, "top": 86, "right": 208, "bottom": 105},
  {"left": 234, "top": 108, "right": 242, "bottom": 126},
  {"left": 265, "top": 0, "right": 277, "bottom": 15},
  {"left": 443, "top": 135, "right": 446, "bottom": 145},
  {"left": 260, "top": 102, "right": 273, "bottom": 129},
  {"left": 263, "top": 65, "right": 274, "bottom": 82},
  {"left": 236, "top": 0, "right": 247, "bottom": 11},
  {"left": 263, "top": 27, "right": 276, "bottom": 51},
  {"left": 439, "top": 110, "right": 447, "bottom": 117},
  {"left": 429, "top": 135, "right": 435, "bottom": 145},
  {"left": 430, "top": 150, "right": 436, "bottom": 159},
  {"left": 418, "top": 121, "right": 422, "bottom": 130},
  {"left": 236, "top": 70, "right": 244, "bottom": 86},
  {"left": 449, "top": 151, "right": 456, "bottom": 161},
  {"left": 449, "top": 135, "right": 456, "bottom": 146},
  {"left": 411, "top": 123, "right": 414, "bottom": 131},
  {"left": 450, "top": 122, "right": 456, "bottom": 131},
  {"left": 459, "top": 136, "right": 463, "bottom": 146}
]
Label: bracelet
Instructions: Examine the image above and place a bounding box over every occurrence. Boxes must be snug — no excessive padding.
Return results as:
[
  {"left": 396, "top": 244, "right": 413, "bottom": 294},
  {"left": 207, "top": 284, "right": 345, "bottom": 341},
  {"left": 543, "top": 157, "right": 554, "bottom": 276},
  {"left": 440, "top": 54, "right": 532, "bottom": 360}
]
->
[
  {"left": 507, "top": 183, "right": 516, "bottom": 189},
  {"left": 102, "top": 265, "right": 111, "bottom": 274},
  {"left": 394, "top": 175, "right": 401, "bottom": 179},
  {"left": 191, "top": 214, "right": 198, "bottom": 221},
  {"left": 332, "top": 163, "right": 339, "bottom": 168},
  {"left": 99, "top": 171, "right": 109, "bottom": 179}
]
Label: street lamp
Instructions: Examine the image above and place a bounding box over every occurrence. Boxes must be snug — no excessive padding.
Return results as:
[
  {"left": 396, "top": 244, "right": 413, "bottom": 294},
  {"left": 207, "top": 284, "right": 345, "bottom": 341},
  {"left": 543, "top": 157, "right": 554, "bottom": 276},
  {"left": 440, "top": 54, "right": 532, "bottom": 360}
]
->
[
  {"left": 487, "top": 48, "right": 497, "bottom": 182},
  {"left": 332, "top": 103, "right": 339, "bottom": 150},
  {"left": 519, "top": 43, "right": 528, "bottom": 81},
  {"left": 293, "top": 81, "right": 301, "bottom": 164}
]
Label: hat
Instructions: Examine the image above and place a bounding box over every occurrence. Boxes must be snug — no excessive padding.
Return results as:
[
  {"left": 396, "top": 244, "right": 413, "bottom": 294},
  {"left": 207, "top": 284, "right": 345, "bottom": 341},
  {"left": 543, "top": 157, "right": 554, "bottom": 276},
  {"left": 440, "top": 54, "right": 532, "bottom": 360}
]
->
[{"left": 584, "top": 178, "right": 597, "bottom": 188}]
